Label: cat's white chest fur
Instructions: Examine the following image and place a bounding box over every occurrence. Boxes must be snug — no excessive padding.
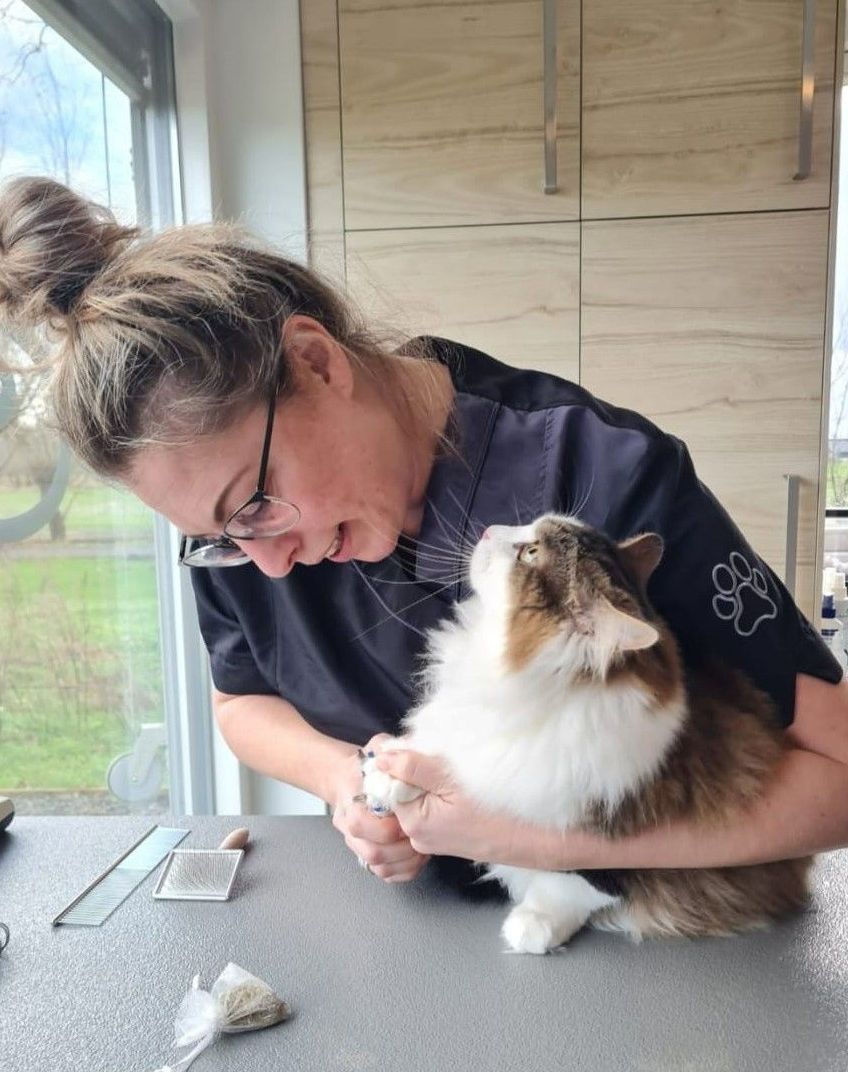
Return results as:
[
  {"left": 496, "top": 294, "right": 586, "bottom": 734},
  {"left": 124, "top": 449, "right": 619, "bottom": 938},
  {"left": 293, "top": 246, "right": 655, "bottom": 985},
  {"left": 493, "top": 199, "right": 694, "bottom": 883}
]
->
[
  {"left": 358, "top": 525, "right": 690, "bottom": 955},
  {"left": 364, "top": 585, "right": 684, "bottom": 825},
  {"left": 361, "top": 517, "right": 803, "bottom": 956},
  {"left": 404, "top": 680, "right": 684, "bottom": 828}
]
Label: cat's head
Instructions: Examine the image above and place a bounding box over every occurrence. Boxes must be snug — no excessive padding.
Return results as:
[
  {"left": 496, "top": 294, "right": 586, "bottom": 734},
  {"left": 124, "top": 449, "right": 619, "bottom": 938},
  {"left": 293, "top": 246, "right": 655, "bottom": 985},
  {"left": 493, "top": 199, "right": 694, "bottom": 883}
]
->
[{"left": 468, "top": 514, "right": 665, "bottom": 682}]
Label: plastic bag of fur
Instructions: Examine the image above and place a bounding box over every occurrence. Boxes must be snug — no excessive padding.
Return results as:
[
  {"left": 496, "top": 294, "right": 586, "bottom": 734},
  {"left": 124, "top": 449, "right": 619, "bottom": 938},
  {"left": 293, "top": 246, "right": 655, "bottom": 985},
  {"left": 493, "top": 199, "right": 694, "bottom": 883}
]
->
[{"left": 151, "top": 962, "right": 290, "bottom": 1072}]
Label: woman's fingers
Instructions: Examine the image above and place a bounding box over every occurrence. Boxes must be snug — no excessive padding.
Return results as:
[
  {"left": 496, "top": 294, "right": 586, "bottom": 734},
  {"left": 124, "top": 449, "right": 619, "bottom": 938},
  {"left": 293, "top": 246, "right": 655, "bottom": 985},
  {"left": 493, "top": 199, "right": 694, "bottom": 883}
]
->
[
  {"left": 348, "top": 833, "right": 431, "bottom": 882},
  {"left": 376, "top": 854, "right": 431, "bottom": 883},
  {"left": 330, "top": 739, "right": 429, "bottom": 882},
  {"left": 343, "top": 801, "right": 406, "bottom": 844}
]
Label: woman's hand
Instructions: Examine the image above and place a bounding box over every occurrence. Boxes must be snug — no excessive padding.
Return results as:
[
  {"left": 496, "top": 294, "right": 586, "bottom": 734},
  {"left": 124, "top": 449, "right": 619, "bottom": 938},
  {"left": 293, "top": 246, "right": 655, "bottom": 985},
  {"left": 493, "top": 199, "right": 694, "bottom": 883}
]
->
[
  {"left": 374, "top": 748, "right": 517, "bottom": 863},
  {"left": 330, "top": 734, "right": 431, "bottom": 883}
]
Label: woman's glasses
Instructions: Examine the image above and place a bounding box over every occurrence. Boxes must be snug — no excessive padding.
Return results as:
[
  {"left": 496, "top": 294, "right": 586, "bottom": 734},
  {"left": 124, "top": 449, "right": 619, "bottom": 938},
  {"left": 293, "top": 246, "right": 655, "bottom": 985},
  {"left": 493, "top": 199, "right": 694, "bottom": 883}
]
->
[{"left": 178, "top": 369, "right": 300, "bottom": 568}]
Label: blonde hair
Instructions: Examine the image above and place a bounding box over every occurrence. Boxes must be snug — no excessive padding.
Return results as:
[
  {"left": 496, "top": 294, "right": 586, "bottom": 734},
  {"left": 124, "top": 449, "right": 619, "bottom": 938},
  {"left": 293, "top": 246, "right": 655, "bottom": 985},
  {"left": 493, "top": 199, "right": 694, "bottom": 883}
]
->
[{"left": 0, "top": 176, "right": 439, "bottom": 476}]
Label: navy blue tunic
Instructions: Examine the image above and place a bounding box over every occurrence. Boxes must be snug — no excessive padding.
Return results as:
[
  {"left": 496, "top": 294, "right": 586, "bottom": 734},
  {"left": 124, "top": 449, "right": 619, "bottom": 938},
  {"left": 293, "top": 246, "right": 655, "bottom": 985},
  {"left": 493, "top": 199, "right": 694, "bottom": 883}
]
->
[{"left": 191, "top": 337, "right": 841, "bottom": 742}]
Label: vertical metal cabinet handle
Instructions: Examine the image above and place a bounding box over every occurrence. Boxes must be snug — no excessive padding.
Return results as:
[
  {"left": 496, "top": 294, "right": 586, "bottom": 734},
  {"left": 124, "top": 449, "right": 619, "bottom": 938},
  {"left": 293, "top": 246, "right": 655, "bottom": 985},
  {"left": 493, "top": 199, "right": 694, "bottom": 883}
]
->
[
  {"left": 784, "top": 474, "right": 801, "bottom": 598},
  {"left": 793, "top": 0, "right": 817, "bottom": 180},
  {"left": 543, "top": 0, "right": 558, "bottom": 193}
]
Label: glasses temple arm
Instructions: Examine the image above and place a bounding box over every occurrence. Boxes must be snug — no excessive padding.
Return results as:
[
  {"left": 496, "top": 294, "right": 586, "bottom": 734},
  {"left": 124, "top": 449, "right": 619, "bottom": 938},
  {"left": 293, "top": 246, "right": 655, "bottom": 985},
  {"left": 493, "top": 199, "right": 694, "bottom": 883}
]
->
[{"left": 255, "top": 383, "right": 278, "bottom": 491}]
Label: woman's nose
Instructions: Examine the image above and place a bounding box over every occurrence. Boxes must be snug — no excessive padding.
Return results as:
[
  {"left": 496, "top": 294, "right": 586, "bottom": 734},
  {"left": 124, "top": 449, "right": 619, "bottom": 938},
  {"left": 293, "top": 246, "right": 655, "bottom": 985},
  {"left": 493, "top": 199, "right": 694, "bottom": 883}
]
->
[{"left": 237, "top": 535, "right": 297, "bottom": 578}]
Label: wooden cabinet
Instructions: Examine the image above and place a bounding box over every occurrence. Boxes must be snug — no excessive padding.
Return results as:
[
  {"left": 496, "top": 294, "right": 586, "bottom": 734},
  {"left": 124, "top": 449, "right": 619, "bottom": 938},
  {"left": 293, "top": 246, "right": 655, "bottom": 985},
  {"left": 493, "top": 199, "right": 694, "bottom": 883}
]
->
[
  {"left": 337, "top": 0, "right": 580, "bottom": 228},
  {"left": 300, "top": 0, "right": 843, "bottom": 617},
  {"left": 582, "top": 0, "right": 838, "bottom": 219},
  {"left": 581, "top": 210, "right": 831, "bottom": 618},
  {"left": 346, "top": 223, "right": 580, "bottom": 379},
  {"left": 301, "top": 0, "right": 345, "bottom": 280}
]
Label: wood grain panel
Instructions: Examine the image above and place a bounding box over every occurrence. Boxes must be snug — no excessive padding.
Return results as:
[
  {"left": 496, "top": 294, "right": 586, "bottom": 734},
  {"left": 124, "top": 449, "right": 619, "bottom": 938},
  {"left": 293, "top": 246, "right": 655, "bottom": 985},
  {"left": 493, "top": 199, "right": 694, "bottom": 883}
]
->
[
  {"left": 339, "top": 0, "right": 579, "bottom": 228},
  {"left": 346, "top": 223, "right": 579, "bottom": 379},
  {"left": 581, "top": 210, "right": 830, "bottom": 619},
  {"left": 301, "top": 0, "right": 346, "bottom": 282},
  {"left": 583, "top": 0, "right": 837, "bottom": 219}
]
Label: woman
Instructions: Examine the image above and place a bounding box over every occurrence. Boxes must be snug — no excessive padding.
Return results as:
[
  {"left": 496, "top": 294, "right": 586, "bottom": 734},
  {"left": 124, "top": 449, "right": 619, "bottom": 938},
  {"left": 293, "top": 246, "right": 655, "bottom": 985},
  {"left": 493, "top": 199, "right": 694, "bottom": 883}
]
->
[{"left": 2, "top": 175, "right": 848, "bottom": 886}]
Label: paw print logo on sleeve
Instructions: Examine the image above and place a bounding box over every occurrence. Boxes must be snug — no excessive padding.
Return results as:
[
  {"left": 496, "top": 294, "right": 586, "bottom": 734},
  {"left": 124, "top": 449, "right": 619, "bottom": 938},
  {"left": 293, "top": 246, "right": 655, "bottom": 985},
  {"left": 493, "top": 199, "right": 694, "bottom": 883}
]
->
[{"left": 711, "top": 552, "right": 778, "bottom": 637}]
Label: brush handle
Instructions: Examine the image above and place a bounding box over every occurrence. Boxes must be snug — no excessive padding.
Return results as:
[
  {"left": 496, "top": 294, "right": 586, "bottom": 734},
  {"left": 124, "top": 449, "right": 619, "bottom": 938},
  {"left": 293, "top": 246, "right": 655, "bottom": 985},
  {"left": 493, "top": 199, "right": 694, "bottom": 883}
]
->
[{"left": 217, "top": 827, "right": 250, "bottom": 851}]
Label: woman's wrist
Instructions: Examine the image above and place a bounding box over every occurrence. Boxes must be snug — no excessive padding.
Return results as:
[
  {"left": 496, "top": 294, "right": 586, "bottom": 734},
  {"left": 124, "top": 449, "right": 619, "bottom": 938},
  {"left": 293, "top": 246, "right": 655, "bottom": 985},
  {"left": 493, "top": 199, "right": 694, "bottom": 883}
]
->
[{"left": 320, "top": 747, "right": 361, "bottom": 810}]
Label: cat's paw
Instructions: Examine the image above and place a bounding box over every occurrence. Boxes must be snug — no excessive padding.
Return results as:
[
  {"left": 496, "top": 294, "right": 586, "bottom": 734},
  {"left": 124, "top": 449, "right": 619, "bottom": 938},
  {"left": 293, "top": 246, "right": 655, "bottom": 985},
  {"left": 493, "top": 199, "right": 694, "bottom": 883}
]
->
[
  {"left": 501, "top": 906, "right": 559, "bottom": 955},
  {"left": 360, "top": 753, "right": 422, "bottom": 817}
]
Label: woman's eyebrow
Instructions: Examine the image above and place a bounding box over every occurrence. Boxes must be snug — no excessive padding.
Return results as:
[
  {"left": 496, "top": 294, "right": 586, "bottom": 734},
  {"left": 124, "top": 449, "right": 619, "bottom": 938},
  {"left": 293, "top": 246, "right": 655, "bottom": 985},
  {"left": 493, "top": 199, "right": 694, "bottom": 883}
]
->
[{"left": 211, "top": 462, "right": 253, "bottom": 526}]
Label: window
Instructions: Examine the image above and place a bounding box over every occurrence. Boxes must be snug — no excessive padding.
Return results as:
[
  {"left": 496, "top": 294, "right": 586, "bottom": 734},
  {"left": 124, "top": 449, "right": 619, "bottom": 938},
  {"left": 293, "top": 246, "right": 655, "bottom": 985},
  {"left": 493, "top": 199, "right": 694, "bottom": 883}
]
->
[
  {"left": 826, "top": 73, "right": 848, "bottom": 567},
  {"left": 0, "top": 0, "right": 181, "bottom": 815}
]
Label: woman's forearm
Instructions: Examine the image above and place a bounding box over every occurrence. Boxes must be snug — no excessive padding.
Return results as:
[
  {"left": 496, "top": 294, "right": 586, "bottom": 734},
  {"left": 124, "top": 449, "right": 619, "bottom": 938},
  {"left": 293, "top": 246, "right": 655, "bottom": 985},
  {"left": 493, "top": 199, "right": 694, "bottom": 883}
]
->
[
  {"left": 213, "top": 689, "right": 359, "bottom": 805},
  {"left": 505, "top": 747, "right": 848, "bottom": 872}
]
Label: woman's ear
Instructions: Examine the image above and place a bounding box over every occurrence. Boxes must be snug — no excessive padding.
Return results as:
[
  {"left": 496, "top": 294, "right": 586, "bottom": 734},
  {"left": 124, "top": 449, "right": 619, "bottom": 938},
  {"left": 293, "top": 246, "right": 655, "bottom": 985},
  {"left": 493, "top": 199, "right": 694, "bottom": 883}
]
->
[{"left": 282, "top": 314, "right": 354, "bottom": 396}]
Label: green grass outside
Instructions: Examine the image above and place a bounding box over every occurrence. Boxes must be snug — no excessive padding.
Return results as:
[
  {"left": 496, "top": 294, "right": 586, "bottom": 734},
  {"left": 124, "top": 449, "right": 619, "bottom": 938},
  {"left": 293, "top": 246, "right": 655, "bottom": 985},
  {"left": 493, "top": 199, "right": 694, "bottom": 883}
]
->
[
  {"left": 0, "top": 710, "right": 130, "bottom": 790},
  {"left": 1, "top": 461, "right": 847, "bottom": 794},
  {"left": 0, "top": 482, "right": 153, "bottom": 541},
  {"left": 0, "top": 547, "right": 163, "bottom": 792},
  {"left": 828, "top": 460, "right": 848, "bottom": 508}
]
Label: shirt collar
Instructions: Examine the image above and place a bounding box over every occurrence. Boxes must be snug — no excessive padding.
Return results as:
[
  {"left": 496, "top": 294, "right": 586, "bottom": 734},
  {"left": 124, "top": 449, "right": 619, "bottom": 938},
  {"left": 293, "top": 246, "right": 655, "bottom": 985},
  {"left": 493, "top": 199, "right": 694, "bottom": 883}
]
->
[{"left": 393, "top": 340, "right": 499, "bottom": 602}]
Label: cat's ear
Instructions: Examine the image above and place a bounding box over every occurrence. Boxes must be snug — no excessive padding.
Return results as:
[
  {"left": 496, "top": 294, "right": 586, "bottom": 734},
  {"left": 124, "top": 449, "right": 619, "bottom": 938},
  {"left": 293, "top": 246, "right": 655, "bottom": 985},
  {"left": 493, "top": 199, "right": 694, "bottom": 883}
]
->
[
  {"left": 617, "top": 533, "right": 664, "bottom": 591},
  {"left": 594, "top": 598, "right": 660, "bottom": 652}
]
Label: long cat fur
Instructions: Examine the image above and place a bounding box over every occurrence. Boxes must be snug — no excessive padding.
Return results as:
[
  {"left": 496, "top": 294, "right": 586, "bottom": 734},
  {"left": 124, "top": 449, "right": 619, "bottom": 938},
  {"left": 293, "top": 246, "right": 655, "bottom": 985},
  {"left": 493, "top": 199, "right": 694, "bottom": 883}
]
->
[{"left": 362, "top": 514, "right": 811, "bottom": 954}]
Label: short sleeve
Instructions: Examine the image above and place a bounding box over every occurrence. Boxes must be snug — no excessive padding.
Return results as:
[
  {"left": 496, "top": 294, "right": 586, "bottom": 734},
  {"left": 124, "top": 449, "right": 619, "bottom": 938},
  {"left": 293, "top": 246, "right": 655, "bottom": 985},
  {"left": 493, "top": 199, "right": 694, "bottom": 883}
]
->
[
  {"left": 190, "top": 568, "right": 278, "bottom": 697},
  {"left": 646, "top": 439, "right": 842, "bottom": 727}
]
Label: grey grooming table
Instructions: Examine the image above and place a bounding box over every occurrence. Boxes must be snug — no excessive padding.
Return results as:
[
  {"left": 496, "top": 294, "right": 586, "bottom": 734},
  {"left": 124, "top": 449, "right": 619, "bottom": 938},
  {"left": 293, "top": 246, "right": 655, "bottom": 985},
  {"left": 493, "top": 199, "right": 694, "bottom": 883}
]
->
[{"left": 2, "top": 816, "right": 848, "bottom": 1071}]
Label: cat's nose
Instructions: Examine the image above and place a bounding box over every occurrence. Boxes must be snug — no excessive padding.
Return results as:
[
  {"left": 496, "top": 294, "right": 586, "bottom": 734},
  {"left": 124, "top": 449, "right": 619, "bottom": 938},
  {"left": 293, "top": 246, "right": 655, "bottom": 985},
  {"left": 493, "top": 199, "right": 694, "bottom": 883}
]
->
[{"left": 482, "top": 528, "right": 492, "bottom": 540}]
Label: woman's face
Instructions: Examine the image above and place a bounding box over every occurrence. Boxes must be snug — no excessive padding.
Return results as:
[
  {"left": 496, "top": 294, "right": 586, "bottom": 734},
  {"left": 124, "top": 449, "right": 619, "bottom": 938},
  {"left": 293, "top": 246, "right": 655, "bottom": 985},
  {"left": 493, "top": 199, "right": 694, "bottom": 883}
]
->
[{"left": 128, "top": 321, "right": 443, "bottom": 578}]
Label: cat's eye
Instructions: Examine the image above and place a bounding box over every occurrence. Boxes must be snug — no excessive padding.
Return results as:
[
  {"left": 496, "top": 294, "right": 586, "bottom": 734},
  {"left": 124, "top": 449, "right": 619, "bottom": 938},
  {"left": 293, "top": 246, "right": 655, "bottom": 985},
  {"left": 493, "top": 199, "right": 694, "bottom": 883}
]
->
[{"left": 517, "top": 542, "right": 539, "bottom": 564}]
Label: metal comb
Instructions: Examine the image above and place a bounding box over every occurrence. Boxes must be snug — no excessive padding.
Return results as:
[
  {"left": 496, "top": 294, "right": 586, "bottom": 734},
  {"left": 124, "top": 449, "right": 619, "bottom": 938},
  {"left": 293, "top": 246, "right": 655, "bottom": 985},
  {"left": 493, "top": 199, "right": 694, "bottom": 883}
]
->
[{"left": 52, "top": 825, "right": 190, "bottom": 926}]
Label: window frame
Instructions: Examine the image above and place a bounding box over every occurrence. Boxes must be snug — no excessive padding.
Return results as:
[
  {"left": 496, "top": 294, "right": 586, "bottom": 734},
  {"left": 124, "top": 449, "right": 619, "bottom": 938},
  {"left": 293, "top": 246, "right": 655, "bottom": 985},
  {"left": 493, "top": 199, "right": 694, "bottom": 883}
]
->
[{"left": 24, "top": 0, "right": 215, "bottom": 814}]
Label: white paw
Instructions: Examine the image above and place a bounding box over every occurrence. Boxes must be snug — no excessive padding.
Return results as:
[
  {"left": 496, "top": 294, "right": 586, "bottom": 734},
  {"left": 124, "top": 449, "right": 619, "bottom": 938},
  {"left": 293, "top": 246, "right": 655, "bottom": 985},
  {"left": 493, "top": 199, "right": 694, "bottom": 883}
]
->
[
  {"left": 360, "top": 755, "right": 421, "bottom": 816},
  {"left": 501, "top": 907, "right": 559, "bottom": 955},
  {"left": 361, "top": 765, "right": 398, "bottom": 816}
]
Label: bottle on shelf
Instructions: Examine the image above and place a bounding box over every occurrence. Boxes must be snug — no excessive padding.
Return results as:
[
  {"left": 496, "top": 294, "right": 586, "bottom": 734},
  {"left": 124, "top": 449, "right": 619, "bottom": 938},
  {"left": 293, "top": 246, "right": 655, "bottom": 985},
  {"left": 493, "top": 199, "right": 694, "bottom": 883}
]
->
[
  {"left": 833, "top": 570, "right": 848, "bottom": 626},
  {"left": 821, "top": 569, "right": 846, "bottom": 672}
]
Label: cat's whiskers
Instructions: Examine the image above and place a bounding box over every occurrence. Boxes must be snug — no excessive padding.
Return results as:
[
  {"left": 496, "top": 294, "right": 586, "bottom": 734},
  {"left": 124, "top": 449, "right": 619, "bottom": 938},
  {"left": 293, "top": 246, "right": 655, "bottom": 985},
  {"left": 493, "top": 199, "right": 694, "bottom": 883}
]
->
[
  {"left": 428, "top": 494, "right": 476, "bottom": 547},
  {"left": 359, "top": 512, "right": 477, "bottom": 574},
  {"left": 445, "top": 486, "right": 487, "bottom": 543},
  {"left": 362, "top": 565, "right": 468, "bottom": 587},
  {"left": 360, "top": 515, "right": 468, "bottom": 562},
  {"left": 559, "top": 472, "right": 596, "bottom": 521},
  {"left": 353, "top": 517, "right": 469, "bottom": 587},
  {"left": 349, "top": 563, "right": 459, "bottom": 641}
]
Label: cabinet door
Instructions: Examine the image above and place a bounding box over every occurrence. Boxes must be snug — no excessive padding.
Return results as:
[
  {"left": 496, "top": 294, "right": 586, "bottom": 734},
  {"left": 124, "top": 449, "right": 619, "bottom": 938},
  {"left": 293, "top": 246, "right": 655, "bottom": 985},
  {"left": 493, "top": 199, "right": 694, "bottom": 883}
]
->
[
  {"left": 339, "top": 0, "right": 579, "bottom": 229},
  {"left": 301, "top": 0, "right": 345, "bottom": 283},
  {"left": 582, "top": 0, "right": 837, "bottom": 219},
  {"left": 581, "top": 211, "right": 830, "bottom": 619},
  {"left": 346, "top": 224, "right": 579, "bottom": 380}
]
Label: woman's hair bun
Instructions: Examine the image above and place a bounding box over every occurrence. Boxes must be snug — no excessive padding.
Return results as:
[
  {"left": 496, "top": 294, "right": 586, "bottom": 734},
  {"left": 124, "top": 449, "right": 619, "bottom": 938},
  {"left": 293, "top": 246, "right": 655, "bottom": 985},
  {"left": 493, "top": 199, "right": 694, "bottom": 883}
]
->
[{"left": 0, "top": 175, "right": 137, "bottom": 326}]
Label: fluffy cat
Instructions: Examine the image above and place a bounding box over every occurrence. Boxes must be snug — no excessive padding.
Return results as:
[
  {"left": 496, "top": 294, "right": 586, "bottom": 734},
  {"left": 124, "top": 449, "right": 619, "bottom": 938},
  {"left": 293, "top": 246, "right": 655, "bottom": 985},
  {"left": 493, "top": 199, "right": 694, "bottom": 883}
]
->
[{"left": 362, "top": 514, "right": 811, "bottom": 955}]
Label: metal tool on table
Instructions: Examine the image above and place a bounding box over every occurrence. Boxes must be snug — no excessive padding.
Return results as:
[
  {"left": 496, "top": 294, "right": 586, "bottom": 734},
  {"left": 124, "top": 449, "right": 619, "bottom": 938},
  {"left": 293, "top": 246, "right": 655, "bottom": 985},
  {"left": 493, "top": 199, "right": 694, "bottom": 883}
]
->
[
  {"left": 0, "top": 798, "right": 13, "bottom": 951},
  {"left": 153, "top": 827, "right": 250, "bottom": 902},
  {"left": 0, "top": 796, "right": 14, "bottom": 832},
  {"left": 52, "top": 825, "right": 190, "bottom": 926}
]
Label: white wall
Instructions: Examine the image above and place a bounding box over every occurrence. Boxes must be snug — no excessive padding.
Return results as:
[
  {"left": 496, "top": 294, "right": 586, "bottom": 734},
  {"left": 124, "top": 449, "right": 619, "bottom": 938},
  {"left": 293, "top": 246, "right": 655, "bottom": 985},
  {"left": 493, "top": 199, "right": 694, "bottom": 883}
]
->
[{"left": 158, "top": 0, "right": 324, "bottom": 817}]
